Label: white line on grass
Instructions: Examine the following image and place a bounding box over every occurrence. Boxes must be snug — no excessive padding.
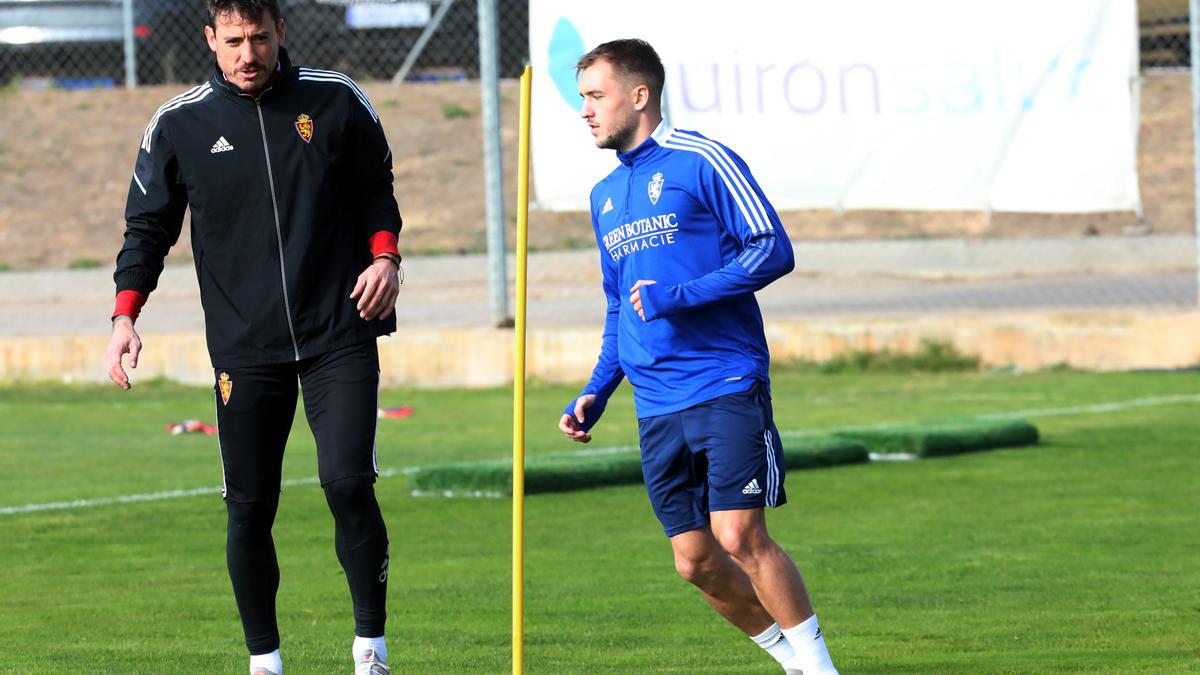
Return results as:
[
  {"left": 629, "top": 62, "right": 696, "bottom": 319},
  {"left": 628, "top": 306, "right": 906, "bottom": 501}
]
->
[
  {"left": 410, "top": 489, "right": 506, "bottom": 499},
  {"left": 0, "top": 468, "right": 403, "bottom": 516},
  {"left": 776, "top": 393, "right": 1200, "bottom": 438},
  {"left": 4, "top": 393, "right": 1197, "bottom": 515},
  {"left": 0, "top": 486, "right": 223, "bottom": 515},
  {"left": 868, "top": 453, "right": 920, "bottom": 462},
  {"left": 536, "top": 444, "right": 638, "bottom": 460},
  {"left": 970, "top": 394, "right": 1200, "bottom": 420}
]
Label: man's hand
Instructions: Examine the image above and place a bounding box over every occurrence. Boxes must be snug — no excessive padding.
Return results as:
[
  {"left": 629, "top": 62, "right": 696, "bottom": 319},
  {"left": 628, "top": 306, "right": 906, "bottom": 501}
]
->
[
  {"left": 350, "top": 257, "right": 400, "bottom": 320},
  {"left": 558, "top": 394, "right": 596, "bottom": 443},
  {"left": 106, "top": 316, "right": 142, "bottom": 390},
  {"left": 630, "top": 279, "right": 657, "bottom": 321}
]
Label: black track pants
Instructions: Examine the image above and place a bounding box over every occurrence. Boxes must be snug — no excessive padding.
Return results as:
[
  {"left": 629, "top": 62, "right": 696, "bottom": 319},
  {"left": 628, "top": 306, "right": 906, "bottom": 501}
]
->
[{"left": 214, "top": 340, "right": 389, "bottom": 653}]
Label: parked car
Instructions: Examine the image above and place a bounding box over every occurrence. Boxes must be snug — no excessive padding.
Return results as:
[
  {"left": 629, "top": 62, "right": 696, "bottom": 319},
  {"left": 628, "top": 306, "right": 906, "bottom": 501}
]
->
[
  {"left": 134, "top": 0, "right": 210, "bottom": 84},
  {"left": 0, "top": 0, "right": 527, "bottom": 85},
  {"left": 284, "top": 0, "right": 442, "bottom": 80}
]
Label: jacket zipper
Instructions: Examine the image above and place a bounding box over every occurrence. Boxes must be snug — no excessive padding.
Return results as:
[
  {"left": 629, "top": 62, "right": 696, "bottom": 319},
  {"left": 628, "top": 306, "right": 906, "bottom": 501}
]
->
[
  {"left": 255, "top": 100, "right": 301, "bottom": 361},
  {"left": 623, "top": 165, "right": 634, "bottom": 222}
]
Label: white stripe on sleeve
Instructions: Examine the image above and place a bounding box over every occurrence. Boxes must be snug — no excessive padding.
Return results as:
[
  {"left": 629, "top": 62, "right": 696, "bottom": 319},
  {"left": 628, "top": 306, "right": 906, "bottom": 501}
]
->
[
  {"left": 662, "top": 132, "right": 772, "bottom": 235},
  {"left": 298, "top": 68, "right": 380, "bottom": 122},
  {"left": 141, "top": 84, "right": 213, "bottom": 153},
  {"left": 735, "top": 235, "right": 776, "bottom": 274}
]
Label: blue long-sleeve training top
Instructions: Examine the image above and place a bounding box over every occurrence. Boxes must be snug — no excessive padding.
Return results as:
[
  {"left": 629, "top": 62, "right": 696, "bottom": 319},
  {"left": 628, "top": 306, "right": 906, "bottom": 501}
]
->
[{"left": 567, "top": 121, "right": 795, "bottom": 428}]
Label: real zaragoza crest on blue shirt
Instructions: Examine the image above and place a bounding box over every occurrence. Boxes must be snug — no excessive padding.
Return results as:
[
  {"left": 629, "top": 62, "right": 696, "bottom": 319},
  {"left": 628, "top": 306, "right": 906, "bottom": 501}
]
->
[{"left": 648, "top": 171, "right": 664, "bottom": 205}]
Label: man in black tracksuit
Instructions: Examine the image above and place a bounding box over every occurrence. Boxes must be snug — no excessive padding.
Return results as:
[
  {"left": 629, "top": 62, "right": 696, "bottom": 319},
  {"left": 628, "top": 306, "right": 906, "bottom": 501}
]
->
[{"left": 105, "top": 2, "right": 399, "bottom": 673}]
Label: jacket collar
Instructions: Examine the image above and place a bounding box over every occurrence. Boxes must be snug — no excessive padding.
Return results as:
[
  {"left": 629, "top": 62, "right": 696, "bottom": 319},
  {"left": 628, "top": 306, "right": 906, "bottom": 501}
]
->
[
  {"left": 210, "top": 45, "right": 293, "bottom": 102},
  {"left": 616, "top": 119, "right": 673, "bottom": 167}
]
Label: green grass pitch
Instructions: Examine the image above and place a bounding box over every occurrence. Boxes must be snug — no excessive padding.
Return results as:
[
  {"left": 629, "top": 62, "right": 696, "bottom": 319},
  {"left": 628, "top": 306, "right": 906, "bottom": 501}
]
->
[{"left": 0, "top": 368, "right": 1197, "bottom": 673}]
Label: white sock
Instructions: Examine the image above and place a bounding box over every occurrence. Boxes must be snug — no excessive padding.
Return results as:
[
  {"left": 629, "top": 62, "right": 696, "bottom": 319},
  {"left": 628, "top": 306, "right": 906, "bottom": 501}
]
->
[
  {"left": 750, "top": 622, "right": 795, "bottom": 665},
  {"left": 781, "top": 615, "right": 837, "bottom": 674},
  {"left": 249, "top": 649, "right": 282, "bottom": 674},
  {"left": 353, "top": 635, "right": 388, "bottom": 662}
]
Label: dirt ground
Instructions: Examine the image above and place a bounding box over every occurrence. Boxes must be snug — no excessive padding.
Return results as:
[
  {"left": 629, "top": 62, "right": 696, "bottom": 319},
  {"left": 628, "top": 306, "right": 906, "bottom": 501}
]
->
[{"left": 0, "top": 73, "right": 1193, "bottom": 270}]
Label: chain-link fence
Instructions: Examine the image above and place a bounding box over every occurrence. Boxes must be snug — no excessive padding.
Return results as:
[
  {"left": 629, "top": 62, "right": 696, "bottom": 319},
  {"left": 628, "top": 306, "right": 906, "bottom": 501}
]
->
[
  {"left": 1, "top": 1, "right": 1194, "bottom": 83},
  {"left": 0, "top": 1, "right": 1196, "bottom": 346},
  {"left": 1141, "top": 0, "right": 1190, "bottom": 68},
  {"left": 0, "top": 0, "right": 529, "bottom": 86}
]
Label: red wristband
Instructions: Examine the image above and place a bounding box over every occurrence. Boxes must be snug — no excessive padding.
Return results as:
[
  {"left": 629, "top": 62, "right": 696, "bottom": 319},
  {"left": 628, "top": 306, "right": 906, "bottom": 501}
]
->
[
  {"left": 368, "top": 230, "right": 399, "bottom": 259},
  {"left": 113, "top": 289, "right": 147, "bottom": 323}
]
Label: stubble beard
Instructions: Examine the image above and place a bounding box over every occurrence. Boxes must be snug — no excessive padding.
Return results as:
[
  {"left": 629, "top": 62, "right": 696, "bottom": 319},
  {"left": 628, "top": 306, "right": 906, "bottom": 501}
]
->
[{"left": 597, "top": 117, "right": 638, "bottom": 153}]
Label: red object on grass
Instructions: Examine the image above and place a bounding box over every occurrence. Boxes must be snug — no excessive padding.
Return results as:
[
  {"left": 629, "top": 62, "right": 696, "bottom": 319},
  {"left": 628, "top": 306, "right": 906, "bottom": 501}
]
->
[
  {"left": 166, "top": 419, "right": 218, "bottom": 435},
  {"left": 377, "top": 405, "right": 414, "bottom": 419}
]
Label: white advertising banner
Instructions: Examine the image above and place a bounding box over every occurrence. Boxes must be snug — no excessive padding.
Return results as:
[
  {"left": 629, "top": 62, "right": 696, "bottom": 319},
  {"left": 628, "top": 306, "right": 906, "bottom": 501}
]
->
[{"left": 529, "top": 0, "right": 1140, "bottom": 213}]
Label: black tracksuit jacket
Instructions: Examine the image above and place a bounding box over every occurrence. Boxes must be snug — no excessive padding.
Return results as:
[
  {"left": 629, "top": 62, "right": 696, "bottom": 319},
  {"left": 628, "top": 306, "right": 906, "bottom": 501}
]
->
[{"left": 114, "top": 48, "right": 402, "bottom": 367}]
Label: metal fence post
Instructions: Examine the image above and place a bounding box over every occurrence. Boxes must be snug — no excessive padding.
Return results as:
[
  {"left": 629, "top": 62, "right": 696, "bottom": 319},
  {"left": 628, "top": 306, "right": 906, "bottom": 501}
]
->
[
  {"left": 478, "top": 0, "right": 509, "bottom": 325},
  {"left": 1191, "top": 0, "right": 1200, "bottom": 304},
  {"left": 122, "top": 0, "right": 137, "bottom": 88},
  {"left": 390, "top": 0, "right": 457, "bottom": 86}
]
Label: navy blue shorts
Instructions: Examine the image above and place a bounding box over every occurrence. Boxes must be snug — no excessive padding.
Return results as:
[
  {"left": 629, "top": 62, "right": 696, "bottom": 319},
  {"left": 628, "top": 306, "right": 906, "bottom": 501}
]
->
[{"left": 637, "top": 381, "right": 787, "bottom": 537}]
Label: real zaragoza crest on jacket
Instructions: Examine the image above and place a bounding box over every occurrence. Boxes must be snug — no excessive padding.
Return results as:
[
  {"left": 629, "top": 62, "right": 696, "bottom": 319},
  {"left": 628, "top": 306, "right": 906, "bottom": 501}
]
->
[
  {"left": 294, "top": 113, "right": 313, "bottom": 143},
  {"left": 648, "top": 171, "right": 664, "bottom": 205}
]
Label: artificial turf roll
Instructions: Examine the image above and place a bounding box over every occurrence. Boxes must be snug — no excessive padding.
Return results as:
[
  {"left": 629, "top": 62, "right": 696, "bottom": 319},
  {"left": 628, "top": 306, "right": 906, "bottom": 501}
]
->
[
  {"left": 782, "top": 435, "right": 870, "bottom": 469},
  {"left": 408, "top": 436, "right": 870, "bottom": 496},
  {"left": 407, "top": 460, "right": 513, "bottom": 496},
  {"left": 831, "top": 418, "right": 1040, "bottom": 458}
]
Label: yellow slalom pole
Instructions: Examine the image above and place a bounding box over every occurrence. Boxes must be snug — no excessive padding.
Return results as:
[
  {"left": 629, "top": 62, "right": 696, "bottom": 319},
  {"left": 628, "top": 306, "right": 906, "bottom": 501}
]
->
[{"left": 512, "top": 64, "right": 532, "bottom": 675}]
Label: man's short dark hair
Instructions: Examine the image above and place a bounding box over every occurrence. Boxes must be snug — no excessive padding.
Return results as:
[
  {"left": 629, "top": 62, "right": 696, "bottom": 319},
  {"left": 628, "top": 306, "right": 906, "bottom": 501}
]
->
[
  {"left": 576, "top": 39, "right": 665, "bottom": 105},
  {"left": 206, "top": 0, "right": 282, "bottom": 28}
]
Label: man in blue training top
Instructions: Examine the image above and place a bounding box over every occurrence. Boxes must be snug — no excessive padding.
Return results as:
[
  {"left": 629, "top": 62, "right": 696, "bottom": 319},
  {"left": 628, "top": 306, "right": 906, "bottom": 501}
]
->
[{"left": 558, "top": 39, "right": 838, "bottom": 675}]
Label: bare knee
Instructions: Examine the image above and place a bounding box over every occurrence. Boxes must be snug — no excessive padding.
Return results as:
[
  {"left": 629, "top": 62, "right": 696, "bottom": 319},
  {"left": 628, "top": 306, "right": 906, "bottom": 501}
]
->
[
  {"left": 673, "top": 548, "right": 717, "bottom": 586},
  {"left": 713, "top": 520, "right": 773, "bottom": 571},
  {"left": 671, "top": 527, "right": 743, "bottom": 590}
]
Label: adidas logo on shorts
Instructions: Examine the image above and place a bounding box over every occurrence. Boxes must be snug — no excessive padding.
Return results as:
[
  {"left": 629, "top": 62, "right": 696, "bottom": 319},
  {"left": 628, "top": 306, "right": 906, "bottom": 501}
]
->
[{"left": 742, "top": 479, "right": 763, "bottom": 495}]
